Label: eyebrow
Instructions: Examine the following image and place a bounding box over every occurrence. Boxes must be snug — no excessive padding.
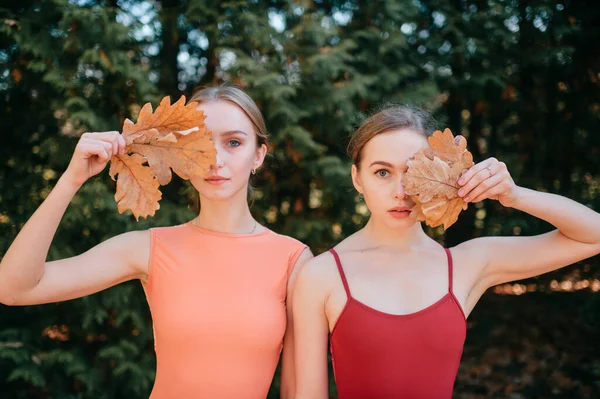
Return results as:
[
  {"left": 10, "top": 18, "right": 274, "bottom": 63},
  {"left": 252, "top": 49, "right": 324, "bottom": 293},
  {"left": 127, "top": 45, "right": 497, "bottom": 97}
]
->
[
  {"left": 220, "top": 130, "right": 249, "bottom": 137},
  {"left": 369, "top": 161, "right": 409, "bottom": 170},
  {"left": 369, "top": 161, "right": 395, "bottom": 168}
]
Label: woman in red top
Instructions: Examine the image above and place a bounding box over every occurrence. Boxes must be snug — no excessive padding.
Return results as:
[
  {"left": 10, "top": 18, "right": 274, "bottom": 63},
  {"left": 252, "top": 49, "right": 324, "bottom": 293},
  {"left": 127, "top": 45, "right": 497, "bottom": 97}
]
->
[{"left": 293, "top": 106, "right": 600, "bottom": 399}]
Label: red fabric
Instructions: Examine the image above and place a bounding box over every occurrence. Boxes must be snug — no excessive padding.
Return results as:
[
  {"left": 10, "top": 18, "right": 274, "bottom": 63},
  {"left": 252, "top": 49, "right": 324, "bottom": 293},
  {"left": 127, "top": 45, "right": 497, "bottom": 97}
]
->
[{"left": 329, "top": 248, "right": 467, "bottom": 399}]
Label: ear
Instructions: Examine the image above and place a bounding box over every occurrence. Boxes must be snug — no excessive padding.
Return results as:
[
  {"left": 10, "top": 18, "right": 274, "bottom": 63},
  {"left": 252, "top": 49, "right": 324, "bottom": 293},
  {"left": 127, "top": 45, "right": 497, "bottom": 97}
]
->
[
  {"left": 351, "top": 164, "right": 363, "bottom": 195},
  {"left": 253, "top": 143, "right": 268, "bottom": 170}
]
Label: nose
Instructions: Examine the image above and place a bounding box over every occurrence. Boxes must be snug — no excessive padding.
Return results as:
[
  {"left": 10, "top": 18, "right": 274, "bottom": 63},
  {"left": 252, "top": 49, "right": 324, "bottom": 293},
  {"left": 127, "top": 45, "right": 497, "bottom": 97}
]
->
[
  {"left": 211, "top": 149, "right": 224, "bottom": 169},
  {"left": 393, "top": 178, "right": 406, "bottom": 200}
]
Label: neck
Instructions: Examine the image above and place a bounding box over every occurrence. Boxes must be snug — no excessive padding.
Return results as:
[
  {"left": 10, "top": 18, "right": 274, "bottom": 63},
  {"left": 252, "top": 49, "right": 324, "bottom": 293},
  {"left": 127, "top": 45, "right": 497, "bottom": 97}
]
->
[
  {"left": 195, "top": 188, "right": 256, "bottom": 234},
  {"left": 360, "top": 216, "right": 429, "bottom": 249}
]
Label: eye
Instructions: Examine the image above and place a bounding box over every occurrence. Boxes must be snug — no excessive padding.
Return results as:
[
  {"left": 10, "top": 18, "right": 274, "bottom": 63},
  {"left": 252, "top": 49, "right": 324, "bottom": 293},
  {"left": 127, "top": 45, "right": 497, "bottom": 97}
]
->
[
  {"left": 227, "top": 139, "right": 242, "bottom": 148},
  {"left": 375, "top": 169, "right": 390, "bottom": 177}
]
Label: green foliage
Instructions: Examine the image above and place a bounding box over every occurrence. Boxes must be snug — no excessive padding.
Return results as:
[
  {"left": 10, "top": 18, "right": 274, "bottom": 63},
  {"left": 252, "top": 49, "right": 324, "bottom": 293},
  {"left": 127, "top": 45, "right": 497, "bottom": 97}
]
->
[{"left": 0, "top": 0, "right": 598, "bottom": 398}]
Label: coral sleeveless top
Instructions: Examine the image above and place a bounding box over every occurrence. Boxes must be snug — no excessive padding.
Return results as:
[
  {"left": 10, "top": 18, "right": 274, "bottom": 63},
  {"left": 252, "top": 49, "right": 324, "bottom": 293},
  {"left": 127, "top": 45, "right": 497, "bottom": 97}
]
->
[
  {"left": 329, "top": 248, "right": 467, "bottom": 399},
  {"left": 142, "top": 222, "right": 306, "bottom": 399}
]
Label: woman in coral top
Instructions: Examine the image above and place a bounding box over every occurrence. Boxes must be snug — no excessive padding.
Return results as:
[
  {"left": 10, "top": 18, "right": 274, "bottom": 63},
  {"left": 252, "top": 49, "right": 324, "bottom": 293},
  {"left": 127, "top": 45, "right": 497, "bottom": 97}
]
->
[
  {"left": 292, "top": 106, "right": 600, "bottom": 399},
  {"left": 0, "top": 85, "right": 311, "bottom": 399}
]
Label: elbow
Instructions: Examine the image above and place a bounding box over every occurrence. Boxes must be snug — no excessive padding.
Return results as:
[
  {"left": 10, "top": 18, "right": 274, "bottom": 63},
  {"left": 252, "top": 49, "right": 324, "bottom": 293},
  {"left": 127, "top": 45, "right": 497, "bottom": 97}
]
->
[
  {"left": 0, "top": 293, "right": 18, "bottom": 306},
  {"left": 0, "top": 282, "right": 21, "bottom": 306}
]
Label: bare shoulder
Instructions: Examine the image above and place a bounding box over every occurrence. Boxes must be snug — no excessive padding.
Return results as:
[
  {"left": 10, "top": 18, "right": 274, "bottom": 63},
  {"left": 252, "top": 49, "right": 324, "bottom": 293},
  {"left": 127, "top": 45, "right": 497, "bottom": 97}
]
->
[
  {"left": 449, "top": 237, "right": 491, "bottom": 273},
  {"left": 287, "top": 247, "right": 314, "bottom": 286},
  {"left": 296, "top": 250, "right": 340, "bottom": 294}
]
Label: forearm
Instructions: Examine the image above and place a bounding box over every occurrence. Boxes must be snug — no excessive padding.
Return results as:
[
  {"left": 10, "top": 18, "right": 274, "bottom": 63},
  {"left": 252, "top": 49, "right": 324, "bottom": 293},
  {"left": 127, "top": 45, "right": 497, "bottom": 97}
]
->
[
  {"left": 280, "top": 331, "right": 296, "bottom": 399},
  {"left": 511, "top": 186, "right": 600, "bottom": 244},
  {"left": 0, "top": 173, "right": 81, "bottom": 297}
]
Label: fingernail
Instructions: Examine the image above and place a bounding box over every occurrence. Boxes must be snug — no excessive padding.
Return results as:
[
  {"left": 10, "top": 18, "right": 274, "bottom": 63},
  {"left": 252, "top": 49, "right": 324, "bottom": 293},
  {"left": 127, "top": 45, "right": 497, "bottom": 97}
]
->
[
  {"left": 464, "top": 196, "right": 470, "bottom": 202},
  {"left": 458, "top": 189, "right": 465, "bottom": 196},
  {"left": 458, "top": 178, "right": 464, "bottom": 185}
]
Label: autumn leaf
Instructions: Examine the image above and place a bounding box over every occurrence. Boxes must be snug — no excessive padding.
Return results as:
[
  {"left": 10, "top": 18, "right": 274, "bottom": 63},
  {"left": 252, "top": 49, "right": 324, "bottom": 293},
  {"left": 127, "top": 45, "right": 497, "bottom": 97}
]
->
[
  {"left": 109, "top": 153, "right": 161, "bottom": 220},
  {"left": 109, "top": 95, "right": 217, "bottom": 219},
  {"left": 403, "top": 128, "right": 474, "bottom": 229},
  {"left": 128, "top": 126, "right": 216, "bottom": 185},
  {"left": 412, "top": 195, "right": 468, "bottom": 230},
  {"left": 423, "top": 128, "right": 473, "bottom": 166},
  {"left": 404, "top": 154, "right": 466, "bottom": 203},
  {"left": 121, "top": 95, "right": 206, "bottom": 145}
]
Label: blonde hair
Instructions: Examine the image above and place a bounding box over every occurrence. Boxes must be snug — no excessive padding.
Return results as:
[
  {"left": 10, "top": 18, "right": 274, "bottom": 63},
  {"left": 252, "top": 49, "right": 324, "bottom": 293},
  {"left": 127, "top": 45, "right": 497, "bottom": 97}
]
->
[
  {"left": 348, "top": 106, "right": 436, "bottom": 168},
  {"left": 190, "top": 84, "right": 268, "bottom": 205},
  {"left": 190, "top": 84, "right": 268, "bottom": 148}
]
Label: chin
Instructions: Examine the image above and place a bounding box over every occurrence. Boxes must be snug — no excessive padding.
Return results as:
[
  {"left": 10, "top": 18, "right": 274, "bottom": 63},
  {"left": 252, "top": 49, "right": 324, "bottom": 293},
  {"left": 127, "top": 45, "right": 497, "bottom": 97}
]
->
[
  {"left": 385, "top": 216, "right": 418, "bottom": 229},
  {"left": 197, "top": 183, "right": 247, "bottom": 202},
  {"left": 201, "top": 189, "right": 236, "bottom": 201}
]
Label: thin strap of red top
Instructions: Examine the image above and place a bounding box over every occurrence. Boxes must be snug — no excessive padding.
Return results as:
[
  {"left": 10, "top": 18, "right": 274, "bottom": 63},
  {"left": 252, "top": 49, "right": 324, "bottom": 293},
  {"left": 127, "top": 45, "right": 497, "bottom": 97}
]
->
[
  {"left": 445, "top": 248, "right": 453, "bottom": 294},
  {"left": 329, "top": 249, "right": 351, "bottom": 298}
]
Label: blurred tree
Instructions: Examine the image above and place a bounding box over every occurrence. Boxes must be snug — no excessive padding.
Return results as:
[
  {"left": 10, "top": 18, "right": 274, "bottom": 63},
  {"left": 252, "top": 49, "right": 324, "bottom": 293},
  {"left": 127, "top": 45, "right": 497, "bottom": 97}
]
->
[{"left": 0, "top": 0, "right": 598, "bottom": 398}]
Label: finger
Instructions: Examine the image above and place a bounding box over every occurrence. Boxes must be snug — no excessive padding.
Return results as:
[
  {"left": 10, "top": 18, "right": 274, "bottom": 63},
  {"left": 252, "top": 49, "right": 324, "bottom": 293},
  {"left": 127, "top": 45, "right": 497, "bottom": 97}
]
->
[
  {"left": 83, "top": 131, "right": 120, "bottom": 141},
  {"left": 463, "top": 173, "right": 504, "bottom": 202},
  {"left": 87, "top": 139, "right": 114, "bottom": 158},
  {"left": 81, "top": 143, "right": 110, "bottom": 163},
  {"left": 94, "top": 132, "right": 121, "bottom": 156},
  {"left": 82, "top": 131, "right": 123, "bottom": 155},
  {"left": 458, "top": 158, "right": 497, "bottom": 186},
  {"left": 100, "top": 140, "right": 114, "bottom": 159},
  {"left": 117, "top": 134, "right": 126, "bottom": 154},
  {"left": 470, "top": 180, "right": 508, "bottom": 203},
  {"left": 458, "top": 166, "right": 495, "bottom": 198}
]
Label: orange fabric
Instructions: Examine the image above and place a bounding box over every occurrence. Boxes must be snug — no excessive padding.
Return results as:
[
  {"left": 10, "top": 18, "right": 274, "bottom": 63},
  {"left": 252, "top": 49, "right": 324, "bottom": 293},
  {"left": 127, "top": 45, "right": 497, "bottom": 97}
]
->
[{"left": 142, "top": 222, "right": 306, "bottom": 399}]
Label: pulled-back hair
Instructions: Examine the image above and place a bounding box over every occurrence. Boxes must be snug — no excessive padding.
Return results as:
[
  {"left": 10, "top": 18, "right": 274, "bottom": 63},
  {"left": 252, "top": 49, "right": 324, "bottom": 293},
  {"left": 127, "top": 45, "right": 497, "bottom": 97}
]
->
[{"left": 348, "top": 106, "right": 436, "bottom": 168}]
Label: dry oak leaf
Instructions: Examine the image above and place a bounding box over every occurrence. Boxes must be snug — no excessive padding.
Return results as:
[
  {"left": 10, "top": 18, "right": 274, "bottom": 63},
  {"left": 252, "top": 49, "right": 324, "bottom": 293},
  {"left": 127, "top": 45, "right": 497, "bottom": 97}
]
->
[
  {"left": 423, "top": 128, "right": 473, "bottom": 166},
  {"left": 402, "top": 128, "right": 474, "bottom": 229},
  {"left": 123, "top": 95, "right": 217, "bottom": 185},
  {"left": 403, "top": 153, "right": 466, "bottom": 203},
  {"left": 128, "top": 126, "right": 216, "bottom": 186},
  {"left": 109, "top": 95, "right": 216, "bottom": 219},
  {"left": 122, "top": 95, "right": 207, "bottom": 145},
  {"left": 412, "top": 195, "right": 468, "bottom": 230},
  {"left": 109, "top": 153, "right": 161, "bottom": 220}
]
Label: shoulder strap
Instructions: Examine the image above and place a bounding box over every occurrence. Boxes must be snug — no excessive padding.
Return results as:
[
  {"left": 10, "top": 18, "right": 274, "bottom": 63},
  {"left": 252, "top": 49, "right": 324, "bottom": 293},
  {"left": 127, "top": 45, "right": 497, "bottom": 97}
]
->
[
  {"left": 444, "top": 248, "right": 454, "bottom": 294},
  {"left": 329, "top": 249, "right": 351, "bottom": 297}
]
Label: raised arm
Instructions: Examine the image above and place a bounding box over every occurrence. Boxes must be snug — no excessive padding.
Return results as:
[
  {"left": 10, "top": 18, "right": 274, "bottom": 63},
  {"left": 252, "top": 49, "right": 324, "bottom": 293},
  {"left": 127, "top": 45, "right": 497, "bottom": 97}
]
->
[
  {"left": 455, "top": 158, "right": 600, "bottom": 293},
  {"left": 0, "top": 132, "right": 149, "bottom": 306},
  {"left": 280, "top": 247, "right": 313, "bottom": 399},
  {"left": 292, "top": 255, "right": 332, "bottom": 399}
]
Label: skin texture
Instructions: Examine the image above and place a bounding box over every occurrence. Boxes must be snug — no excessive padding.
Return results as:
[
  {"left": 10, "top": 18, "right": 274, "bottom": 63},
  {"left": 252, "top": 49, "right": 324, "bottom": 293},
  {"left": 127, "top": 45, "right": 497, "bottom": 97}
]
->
[
  {"left": 0, "top": 100, "right": 311, "bottom": 398},
  {"left": 292, "top": 128, "right": 600, "bottom": 399}
]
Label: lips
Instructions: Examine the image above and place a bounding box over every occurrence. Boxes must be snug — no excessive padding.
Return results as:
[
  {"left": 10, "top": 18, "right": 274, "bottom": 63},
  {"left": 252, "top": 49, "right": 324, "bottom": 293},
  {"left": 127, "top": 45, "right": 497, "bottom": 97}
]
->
[
  {"left": 204, "top": 176, "right": 230, "bottom": 185},
  {"left": 389, "top": 206, "right": 411, "bottom": 212},
  {"left": 388, "top": 206, "right": 412, "bottom": 219}
]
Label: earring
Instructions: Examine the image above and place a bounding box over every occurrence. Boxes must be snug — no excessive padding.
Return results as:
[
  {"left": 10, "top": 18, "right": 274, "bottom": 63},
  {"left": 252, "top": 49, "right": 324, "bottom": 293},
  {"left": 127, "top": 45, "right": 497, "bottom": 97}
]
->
[
  {"left": 358, "top": 193, "right": 364, "bottom": 200},
  {"left": 252, "top": 168, "right": 256, "bottom": 175}
]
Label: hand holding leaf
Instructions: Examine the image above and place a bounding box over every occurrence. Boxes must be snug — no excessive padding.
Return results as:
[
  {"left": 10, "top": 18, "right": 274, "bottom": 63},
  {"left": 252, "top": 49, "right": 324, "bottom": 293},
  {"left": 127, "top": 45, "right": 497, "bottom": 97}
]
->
[
  {"left": 457, "top": 157, "right": 518, "bottom": 207},
  {"left": 108, "top": 96, "right": 217, "bottom": 220}
]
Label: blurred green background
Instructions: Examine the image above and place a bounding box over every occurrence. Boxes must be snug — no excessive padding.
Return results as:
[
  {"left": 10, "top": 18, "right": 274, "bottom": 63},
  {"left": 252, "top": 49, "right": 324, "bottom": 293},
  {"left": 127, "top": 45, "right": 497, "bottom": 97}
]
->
[{"left": 0, "top": 0, "right": 599, "bottom": 398}]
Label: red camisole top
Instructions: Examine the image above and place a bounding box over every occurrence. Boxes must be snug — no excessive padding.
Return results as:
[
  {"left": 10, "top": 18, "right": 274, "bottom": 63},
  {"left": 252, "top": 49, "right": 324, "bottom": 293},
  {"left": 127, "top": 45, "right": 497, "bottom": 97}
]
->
[{"left": 329, "top": 248, "right": 467, "bottom": 399}]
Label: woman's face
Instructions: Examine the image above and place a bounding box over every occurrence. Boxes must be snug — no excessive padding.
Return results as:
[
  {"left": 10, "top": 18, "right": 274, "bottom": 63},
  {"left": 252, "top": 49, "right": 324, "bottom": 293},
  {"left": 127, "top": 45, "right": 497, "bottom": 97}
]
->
[
  {"left": 352, "top": 129, "right": 428, "bottom": 228},
  {"left": 192, "top": 100, "right": 267, "bottom": 201}
]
